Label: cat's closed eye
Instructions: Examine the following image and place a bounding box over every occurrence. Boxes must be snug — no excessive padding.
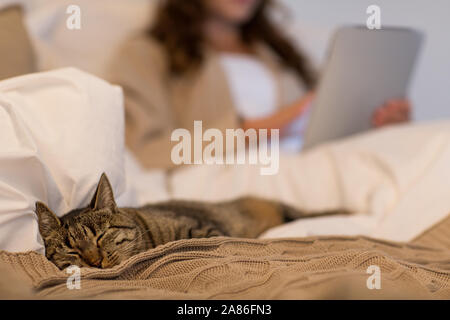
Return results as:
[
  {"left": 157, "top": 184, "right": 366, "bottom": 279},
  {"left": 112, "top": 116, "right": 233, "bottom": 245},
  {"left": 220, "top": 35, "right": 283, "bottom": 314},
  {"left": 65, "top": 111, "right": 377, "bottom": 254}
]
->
[
  {"left": 115, "top": 238, "right": 131, "bottom": 246},
  {"left": 110, "top": 225, "right": 135, "bottom": 230},
  {"left": 66, "top": 251, "right": 80, "bottom": 257},
  {"left": 96, "top": 233, "right": 106, "bottom": 245}
]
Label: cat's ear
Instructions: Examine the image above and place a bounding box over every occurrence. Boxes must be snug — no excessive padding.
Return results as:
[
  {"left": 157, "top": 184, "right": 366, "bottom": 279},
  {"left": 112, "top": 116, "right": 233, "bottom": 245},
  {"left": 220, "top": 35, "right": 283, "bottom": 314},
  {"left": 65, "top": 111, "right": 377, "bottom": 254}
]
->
[
  {"left": 35, "top": 202, "right": 61, "bottom": 238},
  {"left": 90, "top": 173, "right": 117, "bottom": 211}
]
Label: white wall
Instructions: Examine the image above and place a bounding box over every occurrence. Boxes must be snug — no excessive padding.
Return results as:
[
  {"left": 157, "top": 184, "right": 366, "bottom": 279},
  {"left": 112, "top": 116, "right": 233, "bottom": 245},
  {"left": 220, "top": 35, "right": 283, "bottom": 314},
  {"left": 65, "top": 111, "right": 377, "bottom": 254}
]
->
[{"left": 282, "top": 0, "right": 450, "bottom": 121}]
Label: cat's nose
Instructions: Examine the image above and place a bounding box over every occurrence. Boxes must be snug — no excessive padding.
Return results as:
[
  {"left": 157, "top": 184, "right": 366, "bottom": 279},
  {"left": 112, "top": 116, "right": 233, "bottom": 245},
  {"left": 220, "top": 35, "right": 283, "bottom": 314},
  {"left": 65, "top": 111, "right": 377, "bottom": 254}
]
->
[
  {"left": 79, "top": 241, "right": 103, "bottom": 267},
  {"left": 85, "top": 253, "right": 102, "bottom": 267},
  {"left": 90, "top": 258, "right": 102, "bottom": 268}
]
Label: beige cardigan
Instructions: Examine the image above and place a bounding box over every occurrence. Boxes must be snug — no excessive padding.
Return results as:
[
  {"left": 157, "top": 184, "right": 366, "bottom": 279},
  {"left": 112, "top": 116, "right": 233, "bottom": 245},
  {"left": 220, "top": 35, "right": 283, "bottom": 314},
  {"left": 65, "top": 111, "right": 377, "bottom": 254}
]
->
[
  {"left": 0, "top": 5, "right": 36, "bottom": 81},
  {"left": 109, "top": 35, "right": 306, "bottom": 169}
]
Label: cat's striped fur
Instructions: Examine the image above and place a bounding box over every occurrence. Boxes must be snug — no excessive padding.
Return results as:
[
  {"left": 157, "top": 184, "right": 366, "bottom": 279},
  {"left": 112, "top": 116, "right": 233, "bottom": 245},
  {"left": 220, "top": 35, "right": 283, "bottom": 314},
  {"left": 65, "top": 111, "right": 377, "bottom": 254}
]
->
[{"left": 35, "top": 173, "right": 330, "bottom": 269}]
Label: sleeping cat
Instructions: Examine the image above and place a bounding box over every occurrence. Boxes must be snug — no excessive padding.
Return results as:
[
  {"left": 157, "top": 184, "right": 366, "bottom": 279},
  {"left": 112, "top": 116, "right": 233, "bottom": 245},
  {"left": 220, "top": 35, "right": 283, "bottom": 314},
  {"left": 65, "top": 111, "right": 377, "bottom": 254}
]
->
[{"left": 35, "top": 173, "right": 330, "bottom": 270}]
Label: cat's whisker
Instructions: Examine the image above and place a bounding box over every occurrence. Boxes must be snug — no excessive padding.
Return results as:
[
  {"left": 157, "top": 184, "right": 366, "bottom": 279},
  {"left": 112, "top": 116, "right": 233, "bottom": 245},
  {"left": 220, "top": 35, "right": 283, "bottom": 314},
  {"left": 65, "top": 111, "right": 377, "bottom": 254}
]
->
[{"left": 117, "top": 231, "right": 152, "bottom": 254}]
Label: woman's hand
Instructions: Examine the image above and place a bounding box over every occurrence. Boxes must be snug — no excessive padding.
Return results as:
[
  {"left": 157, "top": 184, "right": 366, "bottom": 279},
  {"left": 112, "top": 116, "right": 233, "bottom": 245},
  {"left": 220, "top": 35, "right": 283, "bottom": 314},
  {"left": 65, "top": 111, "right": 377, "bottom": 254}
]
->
[{"left": 372, "top": 99, "right": 411, "bottom": 128}]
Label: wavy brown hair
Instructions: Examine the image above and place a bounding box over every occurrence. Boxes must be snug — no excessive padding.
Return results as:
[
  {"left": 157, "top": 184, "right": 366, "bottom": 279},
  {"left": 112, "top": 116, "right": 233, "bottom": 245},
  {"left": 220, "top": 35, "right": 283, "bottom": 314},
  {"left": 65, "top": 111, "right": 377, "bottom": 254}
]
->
[{"left": 150, "top": 0, "right": 317, "bottom": 89}]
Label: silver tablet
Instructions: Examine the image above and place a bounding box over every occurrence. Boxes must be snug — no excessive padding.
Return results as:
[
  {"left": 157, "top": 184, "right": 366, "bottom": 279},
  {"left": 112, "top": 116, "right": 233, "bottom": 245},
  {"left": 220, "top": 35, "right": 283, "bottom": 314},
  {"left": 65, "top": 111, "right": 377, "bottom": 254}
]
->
[{"left": 303, "top": 26, "right": 424, "bottom": 149}]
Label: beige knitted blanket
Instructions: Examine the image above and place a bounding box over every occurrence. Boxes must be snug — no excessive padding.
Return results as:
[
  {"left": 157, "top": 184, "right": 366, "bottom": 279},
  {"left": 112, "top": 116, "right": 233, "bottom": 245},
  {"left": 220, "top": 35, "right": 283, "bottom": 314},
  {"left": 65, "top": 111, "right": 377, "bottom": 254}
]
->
[{"left": 1, "top": 215, "right": 449, "bottom": 299}]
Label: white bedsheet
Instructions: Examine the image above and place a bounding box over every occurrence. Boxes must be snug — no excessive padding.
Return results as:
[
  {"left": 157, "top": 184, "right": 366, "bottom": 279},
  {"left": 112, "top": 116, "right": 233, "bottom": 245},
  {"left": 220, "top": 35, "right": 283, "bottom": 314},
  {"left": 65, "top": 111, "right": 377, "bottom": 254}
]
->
[{"left": 169, "top": 121, "right": 450, "bottom": 242}]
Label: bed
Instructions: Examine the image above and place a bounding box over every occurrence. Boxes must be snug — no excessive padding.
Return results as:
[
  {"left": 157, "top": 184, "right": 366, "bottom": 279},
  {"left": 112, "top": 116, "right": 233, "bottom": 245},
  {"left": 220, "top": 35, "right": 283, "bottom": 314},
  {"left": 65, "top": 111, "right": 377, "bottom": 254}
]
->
[
  {"left": 1, "top": 66, "right": 450, "bottom": 300},
  {"left": 1, "top": 213, "right": 449, "bottom": 299},
  {"left": 0, "top": 5, "right": 449, "bottom": 300}
]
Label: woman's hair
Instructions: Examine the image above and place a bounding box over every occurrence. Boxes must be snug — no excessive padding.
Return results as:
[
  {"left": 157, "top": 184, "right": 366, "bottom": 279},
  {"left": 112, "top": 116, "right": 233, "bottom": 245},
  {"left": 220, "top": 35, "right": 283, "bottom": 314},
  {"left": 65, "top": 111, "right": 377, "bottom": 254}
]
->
[{"left": 150, "top": 0, "right": 317, "bottom": 89}]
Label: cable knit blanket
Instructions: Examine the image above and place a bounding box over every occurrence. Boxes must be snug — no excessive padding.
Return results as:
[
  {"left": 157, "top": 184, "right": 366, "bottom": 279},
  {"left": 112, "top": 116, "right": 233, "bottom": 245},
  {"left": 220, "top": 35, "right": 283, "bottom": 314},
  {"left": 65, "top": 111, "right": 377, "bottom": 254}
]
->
[{"left": 0, "top": 214, "right": 449, "bottom": 300}]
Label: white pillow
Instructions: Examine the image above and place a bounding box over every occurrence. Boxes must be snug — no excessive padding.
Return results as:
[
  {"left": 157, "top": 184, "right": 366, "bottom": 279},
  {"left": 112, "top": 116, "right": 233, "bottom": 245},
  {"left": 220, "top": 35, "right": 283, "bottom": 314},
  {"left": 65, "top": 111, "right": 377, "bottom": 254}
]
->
[{"left": 0, "top": 67, "right": 135, "bottom": 253}]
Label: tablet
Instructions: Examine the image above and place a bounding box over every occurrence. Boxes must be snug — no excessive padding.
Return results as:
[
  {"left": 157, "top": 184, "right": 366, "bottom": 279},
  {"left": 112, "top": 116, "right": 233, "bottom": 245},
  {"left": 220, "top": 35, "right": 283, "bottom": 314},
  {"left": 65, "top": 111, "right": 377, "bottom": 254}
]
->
[{"left": 303, "top": 26, "right": 424, "bottom": 149}]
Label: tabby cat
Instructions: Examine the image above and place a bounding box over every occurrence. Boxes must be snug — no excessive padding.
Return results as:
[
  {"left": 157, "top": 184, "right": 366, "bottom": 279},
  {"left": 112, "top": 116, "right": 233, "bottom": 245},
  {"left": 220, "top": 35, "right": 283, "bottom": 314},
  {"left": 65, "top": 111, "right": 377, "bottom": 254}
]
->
[{"left": 36, "top": 173, "right": 311, "bottom": 269}]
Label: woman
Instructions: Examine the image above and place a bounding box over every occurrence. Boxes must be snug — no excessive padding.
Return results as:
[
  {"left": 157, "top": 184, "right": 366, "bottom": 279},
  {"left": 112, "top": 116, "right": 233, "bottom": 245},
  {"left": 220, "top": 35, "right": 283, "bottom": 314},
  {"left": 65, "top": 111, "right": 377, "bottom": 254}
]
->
[{"left": 110, "top": 0, "right": 410, "bottom": 169}]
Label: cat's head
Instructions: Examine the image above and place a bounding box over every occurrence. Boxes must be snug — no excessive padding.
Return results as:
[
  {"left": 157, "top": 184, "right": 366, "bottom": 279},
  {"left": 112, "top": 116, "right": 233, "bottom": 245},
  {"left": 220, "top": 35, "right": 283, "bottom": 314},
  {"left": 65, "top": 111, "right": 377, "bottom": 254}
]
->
[{"left": 35, "top": 173, "right": 145, "bottom": 270}]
